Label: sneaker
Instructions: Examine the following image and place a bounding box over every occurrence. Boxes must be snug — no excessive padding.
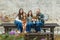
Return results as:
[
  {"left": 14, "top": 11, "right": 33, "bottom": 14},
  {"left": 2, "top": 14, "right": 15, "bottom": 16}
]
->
[
  {"left": 17, "top": 30, "right": 21, "bottom": 34},
  {"left": 24, "top": 31, "right": 27, "bottom": 33}
]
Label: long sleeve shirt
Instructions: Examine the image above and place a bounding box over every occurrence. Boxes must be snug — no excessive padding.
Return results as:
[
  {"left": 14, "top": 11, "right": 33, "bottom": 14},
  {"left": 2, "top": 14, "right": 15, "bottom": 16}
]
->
[
  {"left": 36, "top": 13, "right": 44, "bottom": 23},
  {"left": 15, "top": 16, "right": 22, "bottom": 22}
]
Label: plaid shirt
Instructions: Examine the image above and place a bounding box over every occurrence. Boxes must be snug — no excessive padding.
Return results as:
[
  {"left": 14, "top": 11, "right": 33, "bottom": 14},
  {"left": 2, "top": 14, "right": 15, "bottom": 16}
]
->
[{"left": 36, "top": 13, "right": 44, "bottom": 23}]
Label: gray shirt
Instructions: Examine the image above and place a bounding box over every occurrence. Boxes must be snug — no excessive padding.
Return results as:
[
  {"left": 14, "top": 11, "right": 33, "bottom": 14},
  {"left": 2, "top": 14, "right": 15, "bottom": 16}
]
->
[{"left": 27, "top": 16, "right": 32, "bottom": 22}]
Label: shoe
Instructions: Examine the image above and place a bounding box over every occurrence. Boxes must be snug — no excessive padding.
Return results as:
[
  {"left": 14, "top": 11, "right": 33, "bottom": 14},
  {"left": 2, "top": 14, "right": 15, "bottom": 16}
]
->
[
  {"left": 17, "top": 30, "right": 21, "bottom": 34},
  {"left": 24, "top": 31, "right": 26, "bottom": 33}
]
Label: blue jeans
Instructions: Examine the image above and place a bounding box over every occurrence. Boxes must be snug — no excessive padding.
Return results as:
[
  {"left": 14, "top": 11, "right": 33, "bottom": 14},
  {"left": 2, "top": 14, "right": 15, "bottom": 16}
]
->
[
  {"left": 35, "top": 21, "right": 43, "bottom": 32},
  {"left": 14, "top": 20, "right": 23, "bottom": 32},
  {"left": 26, "top": 21, "right": 33, "bottom": 32},
  {"left": 26, "top": 21, "right": 43, "bottom": 32}
]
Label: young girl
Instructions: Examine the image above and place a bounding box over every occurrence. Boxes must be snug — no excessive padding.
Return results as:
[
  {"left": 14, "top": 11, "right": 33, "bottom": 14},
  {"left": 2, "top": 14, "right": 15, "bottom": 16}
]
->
[
  {"left": 22, "top": 12, "right": 27, "bottom": 33},
  {"left": 26, "top": 10, "right": 33, "bottom": 32}
]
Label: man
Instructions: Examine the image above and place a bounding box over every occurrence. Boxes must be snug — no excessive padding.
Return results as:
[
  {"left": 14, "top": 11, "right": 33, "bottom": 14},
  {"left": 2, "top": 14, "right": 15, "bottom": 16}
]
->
[{"left": 35, "top": 8, "right": 44, "bottom": 32}]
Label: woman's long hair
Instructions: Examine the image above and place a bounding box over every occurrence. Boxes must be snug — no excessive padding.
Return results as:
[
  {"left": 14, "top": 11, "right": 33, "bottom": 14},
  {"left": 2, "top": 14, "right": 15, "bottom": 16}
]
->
[
  {"left": 18, "top": 8, "right": 24, "bottom": 19},
  {"left": 27, "top": 10, "right": 33, "bottom": 17}
]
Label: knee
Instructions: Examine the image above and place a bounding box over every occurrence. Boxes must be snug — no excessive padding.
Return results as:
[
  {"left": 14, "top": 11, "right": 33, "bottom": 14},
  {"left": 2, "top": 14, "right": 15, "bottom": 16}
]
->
[
  {"left": 39, "top": 22, "right": 43, "bottom": 25},
  {"left": 15, "top": 20, "right": 22, "bottom": 26},
  {"left": 27, "top": 22, "right": 32, "bottom": 25},
  {"left": 18, "top": 22, "right": 22, "bottom": 26},
  {"left": 36, "top": 21, "right": 40, "bottom": 25},
  {"left": 36, "top": 21, "right": 43, "bottom": 26}
]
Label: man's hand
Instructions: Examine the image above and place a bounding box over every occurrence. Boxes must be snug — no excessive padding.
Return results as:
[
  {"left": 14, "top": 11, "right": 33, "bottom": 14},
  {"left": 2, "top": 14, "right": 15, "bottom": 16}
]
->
[{"left": 32, "top": 18, "right": 37, "bottom": 21}]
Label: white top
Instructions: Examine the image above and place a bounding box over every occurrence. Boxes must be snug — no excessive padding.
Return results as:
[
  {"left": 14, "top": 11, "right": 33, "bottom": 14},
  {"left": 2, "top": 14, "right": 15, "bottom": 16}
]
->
[{"left": 15, "top": 16, "right": 22, "bottom": 22}]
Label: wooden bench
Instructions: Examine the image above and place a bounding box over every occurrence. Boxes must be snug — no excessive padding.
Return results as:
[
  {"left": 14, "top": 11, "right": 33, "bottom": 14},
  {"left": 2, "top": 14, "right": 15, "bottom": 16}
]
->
[
  {"left": 24, "top": 32, "right": 53, "bottom": 40},
  {"left": 1, "top": 23, "right": 59, "bottom": 40}
]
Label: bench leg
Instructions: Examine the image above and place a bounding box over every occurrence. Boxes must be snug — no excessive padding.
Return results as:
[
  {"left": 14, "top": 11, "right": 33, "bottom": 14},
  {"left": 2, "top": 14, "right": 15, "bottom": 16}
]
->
[
  {"left": 4, "top": 26, "right": 8, "bottom": 33},
  {"left": 50, "top": 27, "right": 54, "bottom": 40}
]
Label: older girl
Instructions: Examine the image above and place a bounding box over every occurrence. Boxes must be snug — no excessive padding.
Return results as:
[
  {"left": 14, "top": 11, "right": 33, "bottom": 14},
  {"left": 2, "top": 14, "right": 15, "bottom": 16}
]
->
[{"left": 14, "top": 8, "right": 24, "bottom": 33}]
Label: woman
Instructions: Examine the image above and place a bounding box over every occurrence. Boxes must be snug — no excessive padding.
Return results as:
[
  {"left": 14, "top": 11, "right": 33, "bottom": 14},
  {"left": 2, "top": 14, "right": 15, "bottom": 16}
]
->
[
  {"left": 14, "top": 8, "right": 24, "bottom": 33},
  {"left": 26, "top": 10, "right": 33, "bottom": 32}
]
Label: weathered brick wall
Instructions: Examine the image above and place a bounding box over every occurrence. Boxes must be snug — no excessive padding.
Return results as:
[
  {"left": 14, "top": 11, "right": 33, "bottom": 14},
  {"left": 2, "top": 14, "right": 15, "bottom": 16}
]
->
[{"left": 0, "top": 0, "right": 60, "bottom": 23}]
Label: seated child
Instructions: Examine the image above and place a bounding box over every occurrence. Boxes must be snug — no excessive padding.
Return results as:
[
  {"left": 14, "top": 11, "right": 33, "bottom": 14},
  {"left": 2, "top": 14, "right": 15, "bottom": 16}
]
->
[
  {"left": 22, "top": 12, "right": 27, "bottom": 33},
  {"left": 32, "top": 16, "right": 37, "bottom": 24}
]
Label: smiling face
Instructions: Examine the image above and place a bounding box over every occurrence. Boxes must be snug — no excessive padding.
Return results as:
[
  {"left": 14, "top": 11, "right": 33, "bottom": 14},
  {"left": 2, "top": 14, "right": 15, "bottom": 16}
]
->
[
  {"left": 29, "top": 11, "right": 32, "bottom": 16},
  {"left": 36, "top": 8, "right": 41, "bottom": 14},
  {"left": 19, "top": 9, "right": 23, "bottom": 13},
  {"left": 19, "top": 8, "right": 24, "bottom": 15},
  {"left": 28, "top": 10, "right": 33, "bottom": 17}
]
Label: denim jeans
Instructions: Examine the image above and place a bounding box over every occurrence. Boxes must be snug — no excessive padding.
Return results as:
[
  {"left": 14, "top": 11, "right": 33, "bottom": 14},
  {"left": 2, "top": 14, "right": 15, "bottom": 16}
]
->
[
  {"left": 26, "top": 21, "right": 33, "bottom": 32},
  {"left": 26, "top": 21, "right": 44, "bottom": 32},
  {"left": 35, "top": 21, "right": 43, "bottom": 32},
  {"left": 14, "top": 20, "right": 23, "bottom": 32}
]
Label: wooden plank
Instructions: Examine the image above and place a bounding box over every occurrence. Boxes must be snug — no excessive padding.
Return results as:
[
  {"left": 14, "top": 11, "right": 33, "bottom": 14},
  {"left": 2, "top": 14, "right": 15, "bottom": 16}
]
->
[
  {"left": 25, "top": 32, "right": 50, "bottom": 40},
  {"left": 1, "top": 23, "right": 59, "bottom": 27}
]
